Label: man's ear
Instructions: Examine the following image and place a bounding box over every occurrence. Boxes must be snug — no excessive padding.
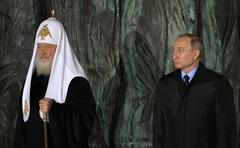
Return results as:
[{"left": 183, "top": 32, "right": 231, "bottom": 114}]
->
[{"left": 193, "top": 48, "right": 200, "bottom": 60}]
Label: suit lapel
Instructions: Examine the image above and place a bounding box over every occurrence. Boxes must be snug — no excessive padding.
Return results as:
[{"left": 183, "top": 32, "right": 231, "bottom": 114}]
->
[
  {"left": 169, "top": 70, "right": 186, "bottom": 105},
  {"left": 177, "top": 62, "right": 206, "bottom": 106}
]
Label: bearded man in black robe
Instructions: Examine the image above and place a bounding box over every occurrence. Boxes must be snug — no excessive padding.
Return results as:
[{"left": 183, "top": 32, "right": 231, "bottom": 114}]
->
[
  {"left": 14, "top": 16, "right": 96, "bottom": 148},
  {"left": 153, "top": 33, "right": 237, "bottom": 148}
]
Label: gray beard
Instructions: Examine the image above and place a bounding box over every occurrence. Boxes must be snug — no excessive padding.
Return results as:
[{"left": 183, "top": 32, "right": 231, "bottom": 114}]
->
[{"left": 36, "top": 56, "right": 52, "bottom": 76}]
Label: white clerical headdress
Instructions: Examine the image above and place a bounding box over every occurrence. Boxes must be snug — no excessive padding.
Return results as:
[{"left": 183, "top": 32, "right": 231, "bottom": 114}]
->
[{"left": 22, "top": 17, "right": 86, "bottom": 122}]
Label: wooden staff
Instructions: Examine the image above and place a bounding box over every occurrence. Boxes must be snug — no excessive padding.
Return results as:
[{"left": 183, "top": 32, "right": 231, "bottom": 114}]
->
[
  {"left": 42, "top": 9, "right": 54, "bottom": 148},
  {"left": 43, "top": 112, "right": 48, "bottom": 148}
]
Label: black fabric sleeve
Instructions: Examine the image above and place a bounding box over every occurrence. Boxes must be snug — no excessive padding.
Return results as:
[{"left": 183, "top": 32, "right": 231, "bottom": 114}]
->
[
  {"left": 48, "top": 77, "right": 96, "bottom": 148},
  {"left": 215, "top": 78, "right": 237, "bottom": 148}
]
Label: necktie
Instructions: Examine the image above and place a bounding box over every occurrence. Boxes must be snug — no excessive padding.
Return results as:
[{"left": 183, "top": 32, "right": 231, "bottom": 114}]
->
[{"left": 183, "top": 75, "right": 190, "bottom": 86}]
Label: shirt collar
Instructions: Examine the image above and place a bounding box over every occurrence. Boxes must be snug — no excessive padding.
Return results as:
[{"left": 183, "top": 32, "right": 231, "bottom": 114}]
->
[{"left": 181, "top": 64, "right": 199, "bottom": 82}]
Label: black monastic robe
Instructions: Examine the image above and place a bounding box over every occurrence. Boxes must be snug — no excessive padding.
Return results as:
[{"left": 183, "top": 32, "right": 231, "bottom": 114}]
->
[
  {"left": 153, "top": 62, "right": 237, "bottom": 148},
  {"left": 14, "top": 71, "right": 96, "bottom": 148}
]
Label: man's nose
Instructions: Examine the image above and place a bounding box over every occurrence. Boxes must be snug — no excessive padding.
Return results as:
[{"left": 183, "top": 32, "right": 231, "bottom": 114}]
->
[
  {"left": 172, "top": 52, "right": 177, "bottom": 60},
  {"left": 39, "top": 49, "right": 47, "bottom": 55}
]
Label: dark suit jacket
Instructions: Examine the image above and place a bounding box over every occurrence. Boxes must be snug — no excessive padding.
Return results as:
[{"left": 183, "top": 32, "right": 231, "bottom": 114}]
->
[{"left": 153, "top": 62, "right": 237, "bottom": 148}]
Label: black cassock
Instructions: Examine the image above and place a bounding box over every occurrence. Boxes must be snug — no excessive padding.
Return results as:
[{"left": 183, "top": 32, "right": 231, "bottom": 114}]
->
[
  {"left": 153, "top": 62, "right": 237, "bottom": 148},
  {"left": 14, "top": 71, "right": 96, "bottom": 148}
]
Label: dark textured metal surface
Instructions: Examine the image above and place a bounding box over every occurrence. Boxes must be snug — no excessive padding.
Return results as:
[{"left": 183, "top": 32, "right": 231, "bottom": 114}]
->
[{"left": 0, "top": 0, "right": 239, "bottom": 147}]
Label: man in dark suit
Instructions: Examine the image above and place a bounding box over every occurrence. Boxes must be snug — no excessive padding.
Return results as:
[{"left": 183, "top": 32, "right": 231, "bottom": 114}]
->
[{"left": 153, "top": 33, "right": 237, "bottom": 148}]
